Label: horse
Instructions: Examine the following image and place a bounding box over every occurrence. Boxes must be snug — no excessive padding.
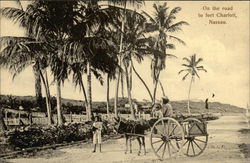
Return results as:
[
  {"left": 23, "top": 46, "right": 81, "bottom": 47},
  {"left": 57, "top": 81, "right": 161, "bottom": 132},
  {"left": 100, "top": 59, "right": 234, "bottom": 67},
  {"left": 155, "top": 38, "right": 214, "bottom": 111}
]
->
[{"left": 113, "top": 117, "right": 157, "bottom": 155}]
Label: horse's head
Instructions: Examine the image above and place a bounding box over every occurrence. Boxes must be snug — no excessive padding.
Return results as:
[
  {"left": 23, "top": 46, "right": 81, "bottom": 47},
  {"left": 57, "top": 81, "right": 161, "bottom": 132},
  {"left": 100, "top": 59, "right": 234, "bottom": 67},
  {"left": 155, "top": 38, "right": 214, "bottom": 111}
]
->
[{"left": 112, "top": 116, "right": 127, "bottom": 134}]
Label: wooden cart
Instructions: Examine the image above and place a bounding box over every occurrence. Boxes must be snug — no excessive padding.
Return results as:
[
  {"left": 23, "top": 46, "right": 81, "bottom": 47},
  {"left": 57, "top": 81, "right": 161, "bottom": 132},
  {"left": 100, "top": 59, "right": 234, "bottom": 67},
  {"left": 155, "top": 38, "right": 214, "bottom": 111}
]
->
[{"left": 150, "top": 117, "right": 208, "bottom": 160}]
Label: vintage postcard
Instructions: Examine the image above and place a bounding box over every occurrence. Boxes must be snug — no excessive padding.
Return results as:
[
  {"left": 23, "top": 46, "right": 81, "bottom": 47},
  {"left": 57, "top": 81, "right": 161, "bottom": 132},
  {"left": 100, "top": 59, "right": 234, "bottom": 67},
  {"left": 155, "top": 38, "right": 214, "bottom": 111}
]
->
[{"left": 0, "top": 0, "right": 249, "bottom": 163}]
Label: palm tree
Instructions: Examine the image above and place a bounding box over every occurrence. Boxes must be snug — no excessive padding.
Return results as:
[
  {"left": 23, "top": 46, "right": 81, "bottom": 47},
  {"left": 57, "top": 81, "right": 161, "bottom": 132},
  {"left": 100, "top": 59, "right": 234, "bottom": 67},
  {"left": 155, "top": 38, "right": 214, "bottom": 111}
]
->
[
  {"left": 96, "top": 23, "right": 120, "bottom": 115},
  {"left": 0, "top": 0, "right": 64, "bottom": 125},
  {"left": 143, "top": 2, "right": 188, "bottom": 104},
  {"left": 108, "top": 0, "right": 144, "bottom": 118},
  {"left": 121, "top": 10, "right": 150, "bottom": 119},
  {"left": 0, "top": 1, "right": 44, "bottom": 111},
  {"left": 179, "top": 54, "right": 207, "bottom": 114},
  {"left": 70, "top": 63, "right": 88, "bottom": 116},
  {"left": 0, "top": 0, "right": 79, "bottom": 125},
  {"left": 73, "top": 1, "right": 120, "bottom": 120},
  {"left": 0, "top": 36, "right": 53, "bottom": 125}
]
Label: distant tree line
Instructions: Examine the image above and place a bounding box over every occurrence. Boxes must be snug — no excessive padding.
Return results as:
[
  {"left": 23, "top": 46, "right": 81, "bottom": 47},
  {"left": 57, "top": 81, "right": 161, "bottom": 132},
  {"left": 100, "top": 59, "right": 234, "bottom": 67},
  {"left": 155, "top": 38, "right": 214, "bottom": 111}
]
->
[{"left": 0, "top": 95, "right": 150, "bottom": 115}]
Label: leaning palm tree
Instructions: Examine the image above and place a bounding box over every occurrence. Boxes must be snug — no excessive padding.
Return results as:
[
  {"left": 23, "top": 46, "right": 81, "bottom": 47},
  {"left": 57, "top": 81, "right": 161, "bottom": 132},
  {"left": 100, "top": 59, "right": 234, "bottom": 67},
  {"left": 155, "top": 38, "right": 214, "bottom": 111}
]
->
[
  {"left": 1, "top": 0, "right": 79, "bottom": 125},
  {"left": 178, "top": 54, "right": 207, "bottom": 114},
  {"left": 0, "top": 35, "right": 54, "bottom": 125},
  {"left": 108, "top": 0, "right": 144, "bottom": 118},
  {"left": 0, "top": 1, "right": 44, "bottom": 111},
  {"left": 73, "top": 1, "right": 121, "bottom": 120},
  {"left": 143, "top": 2, "right": 188, "bottom": 104},
  {"left": 121, "top": 10, "right": 150, "bottom": 119}
]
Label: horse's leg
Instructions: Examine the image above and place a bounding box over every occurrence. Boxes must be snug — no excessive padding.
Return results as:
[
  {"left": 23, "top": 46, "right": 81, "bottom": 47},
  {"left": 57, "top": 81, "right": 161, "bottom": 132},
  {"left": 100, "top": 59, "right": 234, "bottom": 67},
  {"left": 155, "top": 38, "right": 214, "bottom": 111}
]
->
[
  {"left": 142, "top": 136, "right": 146, "bottom": 155},
  {"left": 137, "top": 137, "right": 141, "bottom": 156},
  {"left": 129, "top": 137, "right": 132, "bottom": 153},
  {"left": 125, "top": 134, "right": 128, "bottom": 154}
]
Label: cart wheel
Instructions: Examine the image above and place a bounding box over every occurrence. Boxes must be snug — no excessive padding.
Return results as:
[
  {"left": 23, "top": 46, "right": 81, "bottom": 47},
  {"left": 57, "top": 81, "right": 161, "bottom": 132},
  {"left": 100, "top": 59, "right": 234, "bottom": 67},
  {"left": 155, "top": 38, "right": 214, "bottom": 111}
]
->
[
  {"left": 179, "top": 118, "right": 208, "bottom": 157},
  {"left": 150, "top": 117, "right": 184, "bottom": 160}
]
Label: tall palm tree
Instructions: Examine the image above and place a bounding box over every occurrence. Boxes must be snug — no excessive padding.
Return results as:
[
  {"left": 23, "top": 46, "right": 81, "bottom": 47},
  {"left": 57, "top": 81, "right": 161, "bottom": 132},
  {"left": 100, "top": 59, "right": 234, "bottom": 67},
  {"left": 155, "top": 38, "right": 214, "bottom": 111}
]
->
[
  {"left": 70, "top": 63, "right": 88, "bottom": 116},
  {"left": 0, "top": 35, "right": 53, "bottom": 125},
  {"left": 108, "top": 0, "right": 144, "bottom": 118},
  {"left": 1, "top": 0, "right": 78, "bottom": 125},
  {"left": 73, "top": 1, "right": 120, "bottom": 120},
  {"left": 121, "top": 10, "right": 150, "bottom": 119},
  {"left": 97, "top": 23, "right": 120, "bottom": 115},
  {"left": 179, "top": 54, "right": 207, "bottom": 114},
  {"left": 143, "top": 2, "right": 188, "bottom": 104},
  {"left": 1, "top": 1, "right": 43, "bottom": 111},
  {"left": 2, "top": 1, "right": 73, "bottom": 124},
  {"left": 30, "top": 0, "right": 81, "bottom": 124}
]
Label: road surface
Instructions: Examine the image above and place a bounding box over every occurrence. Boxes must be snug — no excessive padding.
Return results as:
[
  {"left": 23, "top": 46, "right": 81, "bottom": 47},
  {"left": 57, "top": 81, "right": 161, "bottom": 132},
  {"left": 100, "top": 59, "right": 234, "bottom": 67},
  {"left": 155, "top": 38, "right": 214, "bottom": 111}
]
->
[{"left": 3, "top": 115, "right": 250, "bottom": 163}]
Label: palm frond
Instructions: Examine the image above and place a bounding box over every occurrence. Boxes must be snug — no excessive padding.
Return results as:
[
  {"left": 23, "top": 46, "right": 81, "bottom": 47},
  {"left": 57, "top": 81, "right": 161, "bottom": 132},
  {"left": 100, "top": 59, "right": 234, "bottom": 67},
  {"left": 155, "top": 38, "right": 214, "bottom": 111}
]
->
[
  {"left": 193, "top": 69, "right": 200, "bottom": 78},
  {"left": 197, "top": 67, "right": 207, "bottom": 72},
  {"left": 178, "top": 68, "right": 189, "bottom": 74},
  {"left": 195, "top": 58, "right": 203, "bottom": 65},
  {"left": 196, "top": 65, "right": 204, "bottom": 69},
  {"left": 182, "top": 63, "right": 191, "bottom": 67},
  {"left": 167, "top": 35, "right": 186, "bottom": 45},
  {"left": 167, "top": 21, "right": 189, "bottom": 32},
  {"left": 165, "top": 53, "right": 177, "bottom": 58},
  {"left": 0, "top": 36, "right": 35, "bottom": 47},
  {"left": 182, "top": 72, "right": 189, "bottom": 81},
  {"left": 91, "top": 68, "right": 104, "bottom": 85},
  {"left": 165, "top": 43, "right": 175, "bottom": 50},
  {"left": 108, "top": 0, "right": 144, "bottom": 9},
  {"left": 183, "top": 57, "right": 191, "bottom": 63}
]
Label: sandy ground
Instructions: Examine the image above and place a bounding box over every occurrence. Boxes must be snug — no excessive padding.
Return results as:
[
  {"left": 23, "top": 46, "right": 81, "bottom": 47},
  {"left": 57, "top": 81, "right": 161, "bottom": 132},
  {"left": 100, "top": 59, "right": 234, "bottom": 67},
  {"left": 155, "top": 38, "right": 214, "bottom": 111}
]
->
[{"left": 2, "top": 114, "right": 250, "bottom": 163}]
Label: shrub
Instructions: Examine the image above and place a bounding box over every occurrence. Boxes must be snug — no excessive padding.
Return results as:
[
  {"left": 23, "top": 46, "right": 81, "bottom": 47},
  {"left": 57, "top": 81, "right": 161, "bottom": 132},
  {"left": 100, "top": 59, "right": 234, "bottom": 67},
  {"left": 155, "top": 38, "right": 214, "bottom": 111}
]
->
[{"left": 4, "top": 123, "right": 93, "bottom": 149}]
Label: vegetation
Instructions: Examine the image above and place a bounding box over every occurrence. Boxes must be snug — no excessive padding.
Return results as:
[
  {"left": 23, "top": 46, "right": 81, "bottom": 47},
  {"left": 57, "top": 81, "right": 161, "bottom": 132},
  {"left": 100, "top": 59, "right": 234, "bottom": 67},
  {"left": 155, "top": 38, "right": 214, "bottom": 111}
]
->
[
  {"left": 179, "top": 54, "right": 207, "bottom": 114},
  {"left": 2, "top": 123, "right": 92, "bottom": 150},
  {"left": 0, "top": 1, "right": 217, "bottom": 129},
  {"left": 142, "top": 3, "right": 189, "bottom": 103},
  {"left": 0, "top": 95, "right": 244, "bottom": 115},
  {"left": 1, "top": 2, "right": 246, "bottom": 155}
]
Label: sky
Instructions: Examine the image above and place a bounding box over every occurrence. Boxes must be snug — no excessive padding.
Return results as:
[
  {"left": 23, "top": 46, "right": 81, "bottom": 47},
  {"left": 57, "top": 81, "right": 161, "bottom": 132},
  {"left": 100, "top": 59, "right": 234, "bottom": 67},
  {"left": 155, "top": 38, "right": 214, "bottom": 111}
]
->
[{"left": 0, "top": 1, "right": 249, "bottom": 108}]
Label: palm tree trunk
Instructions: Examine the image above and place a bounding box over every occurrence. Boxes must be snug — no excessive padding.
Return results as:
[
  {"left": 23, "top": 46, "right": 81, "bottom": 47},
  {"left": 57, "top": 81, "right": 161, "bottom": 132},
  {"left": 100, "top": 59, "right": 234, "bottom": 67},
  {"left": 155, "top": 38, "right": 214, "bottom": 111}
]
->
[
  {"left": 131, "top": 61, "right": 153, "bottom": 102},
  {"left": 106, "top": 74, "right": 110, "bottom": 115},
  {"left": 114, "top": 3, "right": 127, "bottom": 118},
  {"left": 87, "top": 62, "right": 92, "bottom": 121},
  {"left": 44, "top": 70, "right": 53, "bottom": 123},
  {"left": 159, "top": 80, "right": 166, "bottom": 97},
  {"left": 129, "top": 63, "right": 132, "bottom": 91},
  {"left": 56, "top": 79, "right": 63, "bottom": 125},
  {"left": 114, "top": 66, "right": 120, "bottom": 117},
  {"left": 125, "top": 66, "right": 135, "bottom": 119},
  {"left": 121, "top": 73, "right": 124, "bottom": 98},
  {"left": 153, "top": 71, "right": 160, "bottom": 104},
  {"left": 39, "top": 70, "right": 52, "bottom": 125},
  {"left": 79, "top": 75, "right": 88, "bottom": 115},
  {"left": 33, "top": 65, "right": 43, "bottom": 109},
  {"left": 187, "top": 76, "right": 194, "bottom": 115}
]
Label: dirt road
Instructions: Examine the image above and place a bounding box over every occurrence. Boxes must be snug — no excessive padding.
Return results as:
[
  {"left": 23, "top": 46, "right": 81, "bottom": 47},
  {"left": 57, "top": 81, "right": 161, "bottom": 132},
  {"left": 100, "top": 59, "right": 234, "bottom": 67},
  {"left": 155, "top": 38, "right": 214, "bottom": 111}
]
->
[{"left": 4, "top": 115, "right": 250, "bottom": 163}]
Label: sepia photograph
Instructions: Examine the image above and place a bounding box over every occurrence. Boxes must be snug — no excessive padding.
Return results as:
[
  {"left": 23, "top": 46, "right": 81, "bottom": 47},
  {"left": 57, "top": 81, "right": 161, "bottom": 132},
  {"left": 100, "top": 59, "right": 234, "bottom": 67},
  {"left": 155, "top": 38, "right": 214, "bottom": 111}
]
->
[{"left": 0, "top": 0, "right": 249, "bottom": 163}]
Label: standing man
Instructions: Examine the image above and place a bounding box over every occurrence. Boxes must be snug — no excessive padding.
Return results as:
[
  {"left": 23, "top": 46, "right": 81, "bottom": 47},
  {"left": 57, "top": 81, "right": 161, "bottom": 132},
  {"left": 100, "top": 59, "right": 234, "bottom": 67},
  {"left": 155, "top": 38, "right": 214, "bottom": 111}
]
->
[{"left": 205, "top": 98, "right": 209, "bottom": 109}]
